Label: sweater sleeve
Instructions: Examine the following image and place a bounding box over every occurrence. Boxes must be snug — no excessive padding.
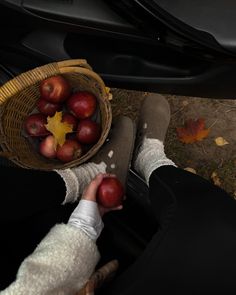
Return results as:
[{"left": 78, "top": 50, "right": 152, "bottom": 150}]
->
[{"left": 1, "top": 224, "right": 100, "bottom": 295}]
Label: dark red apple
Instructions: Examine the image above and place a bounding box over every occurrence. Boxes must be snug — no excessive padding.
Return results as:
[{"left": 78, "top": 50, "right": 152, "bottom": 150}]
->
[
  {"left": 67, "top": 91, "right": 97, "bottom": 119},
  {"left": 62, "top": 112, "right": 78, "bottom": 131},
  {"left": 37, "top": 97, "right": 62, "bottom": 116},
  {"left": 76, "top": 119, "right": 101, "bottom": 144},
  {"left": 39, "top": 135, "right": 57, "bottom": 159},
  {"left": 97, "top": 177, "right": 124, "bottom": 208},
  {"left": 40, "top": 75, "right": 71, "bottom": 103},
  {"left": 56, "top": 139, "right": 82, "bottom": 163},
  {"left": 24, "top": 113, "right": 49, "bottom": 137}
]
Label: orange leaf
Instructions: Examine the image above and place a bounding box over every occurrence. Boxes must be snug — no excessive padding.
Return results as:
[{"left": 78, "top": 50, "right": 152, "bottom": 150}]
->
[
  {"left": 45, "top": 111, "right": 73, "bottom": 149},
  {"left": 176, "top": 118, "right": 210, "bottom": 144}
]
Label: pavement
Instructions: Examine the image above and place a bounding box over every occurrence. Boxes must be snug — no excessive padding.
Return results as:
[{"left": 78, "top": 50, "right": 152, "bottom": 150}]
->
[{"left": 110, "top": 88, "right": 236, "bottom": 198}]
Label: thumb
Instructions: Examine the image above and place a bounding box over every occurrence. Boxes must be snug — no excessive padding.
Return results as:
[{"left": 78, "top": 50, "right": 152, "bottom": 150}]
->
[{"left": 82, "top": 173, "right": 104, "bottom": 201}]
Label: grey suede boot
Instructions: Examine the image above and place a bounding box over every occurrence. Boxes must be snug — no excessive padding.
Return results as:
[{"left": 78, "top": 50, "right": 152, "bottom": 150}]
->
[
  {"left": 133, "top": 93, "right": 176, "bottom": 184},
  {"left": 92, "top": 115, "right": 136, "bottom": 188},
  {"left": 56, "top": 115, "right": 136, "bottom": 203}
]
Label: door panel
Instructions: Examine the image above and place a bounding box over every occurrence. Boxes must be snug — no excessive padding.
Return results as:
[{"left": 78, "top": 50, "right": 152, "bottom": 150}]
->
[{"left": 1, "top": 1, "right": 236, "bottom": 99}]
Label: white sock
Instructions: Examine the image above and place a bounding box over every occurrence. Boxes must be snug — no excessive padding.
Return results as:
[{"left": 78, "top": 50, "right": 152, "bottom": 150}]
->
[
  {"left": 134, "top": 137, "right": 176, "bottom": 184},
  {"left": 55, "top": 162, "right": 107, "bottom": 204}
]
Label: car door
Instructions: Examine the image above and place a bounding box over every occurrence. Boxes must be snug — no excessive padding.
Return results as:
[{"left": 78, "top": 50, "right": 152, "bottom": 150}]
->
[{"left": 1, "top": 0, "right": 236, "bottom": 99}]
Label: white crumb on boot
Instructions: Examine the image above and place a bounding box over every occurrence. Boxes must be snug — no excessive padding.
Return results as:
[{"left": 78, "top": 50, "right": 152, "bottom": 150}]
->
[{"left": 108, "top": 150, "right": 114, "bottom": 158}]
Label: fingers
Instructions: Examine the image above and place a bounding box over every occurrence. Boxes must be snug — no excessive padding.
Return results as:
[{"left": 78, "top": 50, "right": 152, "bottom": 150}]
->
[{"left": 82, "top": 173, "right": 104, "bottom": 201}]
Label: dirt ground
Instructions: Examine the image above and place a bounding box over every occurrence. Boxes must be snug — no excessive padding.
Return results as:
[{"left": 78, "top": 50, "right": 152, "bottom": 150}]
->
[{"left": 110, "top": 88, "right": 236, "bottom": 198}]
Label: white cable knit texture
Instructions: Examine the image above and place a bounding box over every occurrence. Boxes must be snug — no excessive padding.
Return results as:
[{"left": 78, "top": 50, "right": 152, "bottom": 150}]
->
[
  {"left": 1, "top": 224, "right": 100, "bottom": 295},
  {"left": 55, "top": 162, "right": 107, "bottom": 204},
  {"left": 134, "top": 138, "right": 176, "bottom": 184}
]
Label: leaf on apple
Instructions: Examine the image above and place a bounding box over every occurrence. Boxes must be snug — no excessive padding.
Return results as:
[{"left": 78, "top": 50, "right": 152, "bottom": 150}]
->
[
  {"left": 176, "top": 118, "right": 210, "bottom": 144},
  {"left": 45, "top": 111, "right": 73, "bottom": 149}
]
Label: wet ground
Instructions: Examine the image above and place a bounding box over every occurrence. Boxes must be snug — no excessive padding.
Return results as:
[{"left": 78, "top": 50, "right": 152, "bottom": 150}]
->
[{"left": 110, "top": 88, "right": 236, "bottom": 198}]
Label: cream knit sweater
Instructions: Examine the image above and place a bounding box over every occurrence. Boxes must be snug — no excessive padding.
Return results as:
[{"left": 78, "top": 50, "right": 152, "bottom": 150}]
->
[{"left": 1, "top": 223, "right": 100, "bottom": 295}]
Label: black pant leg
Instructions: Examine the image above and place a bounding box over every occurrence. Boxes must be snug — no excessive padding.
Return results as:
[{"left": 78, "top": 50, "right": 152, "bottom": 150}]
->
[{"left": 105, "top": 166, "right": 236, "bottom": 295}]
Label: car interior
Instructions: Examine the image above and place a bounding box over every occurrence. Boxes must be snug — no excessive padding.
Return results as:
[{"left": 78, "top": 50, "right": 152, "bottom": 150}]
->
[{"left": 0, "top": 0, "right": 236, "bottom": 286}]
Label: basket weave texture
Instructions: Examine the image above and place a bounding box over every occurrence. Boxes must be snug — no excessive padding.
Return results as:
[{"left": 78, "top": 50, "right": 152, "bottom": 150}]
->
[{"left": 0, "top": 59, "right": 112, "bottom": 170}]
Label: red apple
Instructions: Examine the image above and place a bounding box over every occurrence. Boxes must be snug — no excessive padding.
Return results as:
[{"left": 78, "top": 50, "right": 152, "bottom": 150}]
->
[
  {"left": 62, "top": 112, "right": 78, "bottom": 131},
  {"left": 67, "top": 91, "right": 97, "bottom": 119},
  {"left": 76, "top": 119, "right": 101, "bottom": 144},
  {"left": 97, "top": 177, "right": 124, "bottom": 208},
  {"left": 40, "top": 75, "right": 71, "bottom": 103},
  {"left": 56, "top": 139, "right": 82, "bottom": 163},
  {"left": 39, "top": 135, "right": 57, "bottom": 159},
  {"left": 37, "top": 97, "right": 62, "bottom": 116},
  {"left": 24, "top": 113, "right": 49, "bottom": 137}
]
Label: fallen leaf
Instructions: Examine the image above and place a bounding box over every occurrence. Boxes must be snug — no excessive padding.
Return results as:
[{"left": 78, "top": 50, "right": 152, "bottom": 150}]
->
[
  {"left": 211, "top": 171, "right": 222, "bottom": 187},
  {"left": 45, "top": 111, "right": 73, "bottom": 149},
  {"left": 176, "top": 118, "right": 210, "bottom": 144},
  {"left": 184, "top": 167, "right": 197, "bottom": 174},
  {"left": 214, "top": 137, "right": 229, "bottom": 146}
]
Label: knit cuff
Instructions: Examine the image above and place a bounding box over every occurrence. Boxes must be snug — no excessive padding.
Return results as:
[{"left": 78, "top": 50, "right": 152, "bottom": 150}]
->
[{"left": 54, "top": 168, "right": 80, "bottom": 204}]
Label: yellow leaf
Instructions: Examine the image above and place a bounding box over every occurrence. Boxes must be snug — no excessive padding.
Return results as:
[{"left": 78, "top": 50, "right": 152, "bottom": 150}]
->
[
  {"left": 214, "top": 137, "right": 229, "bottom": 146},
  {"left": 45, "top": 112, "right": 73, "bottom": 149},
  {"left": 184, "top": 167, "right": 197, "bottom": 174},
  {"left": 211, "top": 171, "right": 221, "bottom": 187}
]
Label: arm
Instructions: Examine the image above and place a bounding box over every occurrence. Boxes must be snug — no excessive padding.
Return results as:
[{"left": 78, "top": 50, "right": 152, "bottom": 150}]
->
[
  {"left": 1, "top": 224, "right": 100, "bottom": 295},
  {"left": 1, "top": 173, "right": 120, "bottom": 295}
]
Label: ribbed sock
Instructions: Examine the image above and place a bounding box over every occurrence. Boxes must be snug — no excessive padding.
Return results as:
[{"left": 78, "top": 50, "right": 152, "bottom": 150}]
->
[
  {"left": 134, "top": 137, "right": 176, "bottom": 184},
  {"left": 55, "top": 162, "right": 107, "bottom": 204}
]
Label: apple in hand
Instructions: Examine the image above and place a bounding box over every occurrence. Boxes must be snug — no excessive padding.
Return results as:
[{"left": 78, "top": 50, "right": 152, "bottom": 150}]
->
[
  {"left": 97, "top": 176, "right": 124, "bottom": 208},
  {"left": 67, "top": 91, "right": 97, "bottom": 119},
  {"left": 76, "top": 119, "right": 101, "bottom": 144},
  {"left": 37, "top": 97, "right": 62, "bottom": 116},
  {"left": 24, "top": 113, "right": 49, "bottom": 137},
  {"left": 39, "top": 135, "right": 57, "bottom": 159},
  {"left": 56, "top": 139, "right": 82, "bottom": 163},
  {"left": 62, "top": 112, "right": 78, "bottom": 131},
  {"left": 40, "top": 75, "right": 71, "bottom": 103}
]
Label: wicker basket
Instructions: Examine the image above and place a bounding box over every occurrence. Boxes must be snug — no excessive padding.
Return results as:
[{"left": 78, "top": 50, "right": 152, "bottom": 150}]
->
[{"left": 0, "top": 59, "right": 112, "bottom": 170}]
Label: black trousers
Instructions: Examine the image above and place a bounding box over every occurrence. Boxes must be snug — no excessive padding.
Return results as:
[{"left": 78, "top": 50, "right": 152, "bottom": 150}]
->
[
  {"left": 103, "top": 166, "right": 236, "bottom": 295},
  {"left": 1, "top": 165, "right": 236, "bottom": 294}
]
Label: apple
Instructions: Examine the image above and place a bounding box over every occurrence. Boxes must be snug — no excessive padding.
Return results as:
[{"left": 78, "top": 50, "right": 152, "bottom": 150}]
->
[
  {"left": 40, "top": 75, "right": 71, "bottom": 103},
  {"left": 56, "top": 139, "right": 82, "bottom": 163},
  {"left": 97, "top": 177, "right": 124, "bottom": 208},
  {"left": 67, "top": 91, "right": 97, "bottom": 119},
  {"left": 39, "top": 135, "right": 57, "bottom": 159},
  {"left": 24, "top": 113, "right": 49, "bottom": 137},
  {"left": 62, "top": 112, "right": 78, "bottom": 131},
  {"left": 37, "top": 97, "right": 62, "bottom": 116},
  {"left": 76, "top": 119, "right": 101, "bottom": 144}
]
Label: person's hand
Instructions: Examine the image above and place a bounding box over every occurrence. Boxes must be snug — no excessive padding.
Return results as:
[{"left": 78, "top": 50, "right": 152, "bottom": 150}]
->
[{"left": 82, "top": 173, "right": 123, "bottom": 217}]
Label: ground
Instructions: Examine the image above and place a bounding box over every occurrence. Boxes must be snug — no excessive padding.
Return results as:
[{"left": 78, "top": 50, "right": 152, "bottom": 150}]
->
[{"left": 110, "top": 88, "right": 236, "bottom": 198}]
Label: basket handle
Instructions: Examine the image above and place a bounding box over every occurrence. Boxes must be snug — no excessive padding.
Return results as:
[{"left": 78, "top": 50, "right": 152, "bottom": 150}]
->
[
  {"left": 0, "top": 59, "right": 93, "bottom": 105},
  {"left": 57, "top": 59, "right": 92, "bottom": 70}
]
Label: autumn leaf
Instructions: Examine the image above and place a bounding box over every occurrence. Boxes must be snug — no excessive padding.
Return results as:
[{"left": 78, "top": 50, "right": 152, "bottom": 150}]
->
[
  {"left": 184, "top": 167, "right": 197, "bottom": 174},
  {"left": 45, "top": 111, "right": 73, "bottom": 149},
  {"left": 176, "top": 118, "right": 210, "bottom": 144},
  {"left": 215, "top": 137, "right": 229, "bottom": 146},
  {"left": 211, "top": 171, "right": 222, "bottom": 187}
]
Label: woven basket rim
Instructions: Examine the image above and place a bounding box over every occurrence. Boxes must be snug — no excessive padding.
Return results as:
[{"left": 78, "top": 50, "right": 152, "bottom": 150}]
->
[{"left": 0, "top": 59, "right": 112, "bottom": 170}]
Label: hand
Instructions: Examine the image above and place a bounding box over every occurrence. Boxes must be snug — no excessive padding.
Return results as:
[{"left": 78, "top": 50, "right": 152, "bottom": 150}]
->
[{"left": 82, "top": 173, "right": 123, "bottom": 217}]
